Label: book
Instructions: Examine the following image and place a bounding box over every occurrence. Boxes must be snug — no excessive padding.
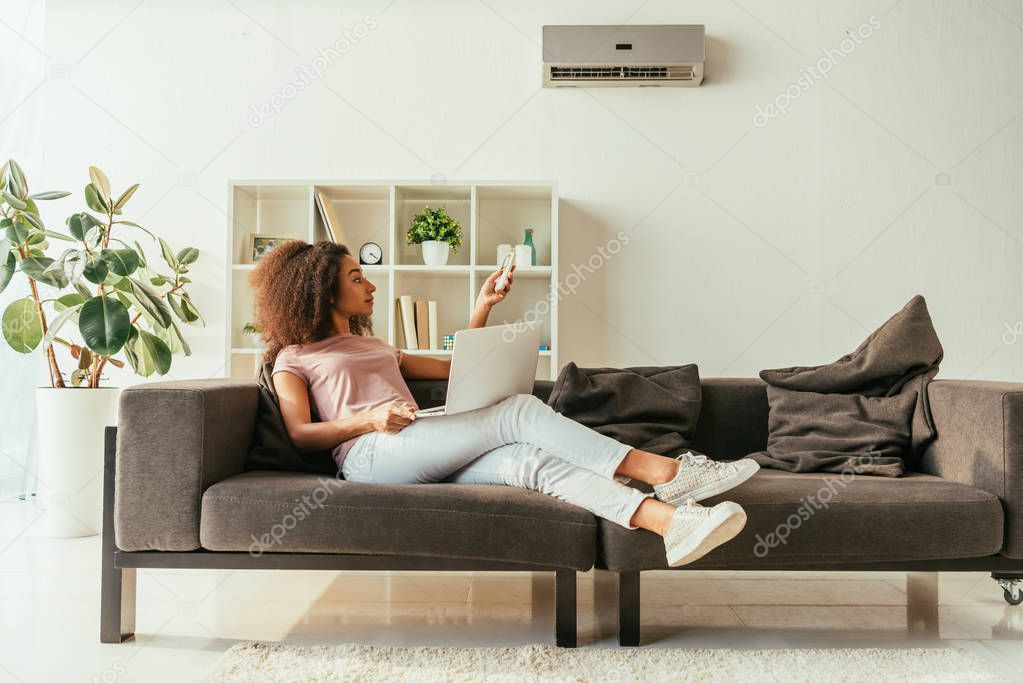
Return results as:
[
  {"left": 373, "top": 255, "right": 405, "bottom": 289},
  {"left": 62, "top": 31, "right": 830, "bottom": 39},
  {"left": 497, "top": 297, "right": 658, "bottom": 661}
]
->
[
  {"left": 398, "top": 295, "right": 418, "bottom": 350},
  {"left": 428, "top": 300, "right": 438, "bottom": 350},
  {"left": 415, "top": 300, "right": 430, "bottom": 350},
  {"left": 314, "top": 189, "right": 347, "bottom": 245}
]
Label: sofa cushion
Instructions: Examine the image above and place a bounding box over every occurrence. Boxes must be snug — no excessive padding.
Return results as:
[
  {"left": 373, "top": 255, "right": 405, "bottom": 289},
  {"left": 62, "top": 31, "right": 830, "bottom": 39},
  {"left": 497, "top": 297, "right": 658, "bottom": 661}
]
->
[
  {"left": 200, "top": 471, "right": 596, "bottom": 570},
  {"left": 598, "top": 469, "right": 1003, "bottom": 571},
  {"left": 753, "top": 295, "right": 943, "bottom": 476}
]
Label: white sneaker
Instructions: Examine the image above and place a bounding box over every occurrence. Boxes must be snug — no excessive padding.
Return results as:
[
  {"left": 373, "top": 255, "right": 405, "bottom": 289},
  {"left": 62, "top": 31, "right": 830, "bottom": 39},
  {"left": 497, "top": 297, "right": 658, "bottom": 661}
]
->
[
  {"left": 653, "top": 452, "right": 760, "bottom": 506},
  {"left": 663, "top": 498, "right": 747, "bottom": 567}
]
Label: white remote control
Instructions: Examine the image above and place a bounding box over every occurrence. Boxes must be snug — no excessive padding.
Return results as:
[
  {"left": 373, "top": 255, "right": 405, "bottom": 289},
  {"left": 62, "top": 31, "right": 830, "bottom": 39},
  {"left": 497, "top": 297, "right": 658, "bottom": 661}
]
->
[{"left": 495, "top": 252, "right": 514, "bottom": 292}]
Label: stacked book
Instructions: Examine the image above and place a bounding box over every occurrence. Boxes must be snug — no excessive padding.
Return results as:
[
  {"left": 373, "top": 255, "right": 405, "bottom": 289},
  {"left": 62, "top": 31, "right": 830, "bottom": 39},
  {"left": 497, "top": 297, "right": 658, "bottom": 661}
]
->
[{"left": 395, "top": 295, "right": 439, "bottom": 350}]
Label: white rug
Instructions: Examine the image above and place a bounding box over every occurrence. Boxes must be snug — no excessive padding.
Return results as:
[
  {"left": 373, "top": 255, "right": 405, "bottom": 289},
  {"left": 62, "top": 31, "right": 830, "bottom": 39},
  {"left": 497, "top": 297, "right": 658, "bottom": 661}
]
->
[{"left": 202, "top": 642, "right": 1007, "bottom": 682}]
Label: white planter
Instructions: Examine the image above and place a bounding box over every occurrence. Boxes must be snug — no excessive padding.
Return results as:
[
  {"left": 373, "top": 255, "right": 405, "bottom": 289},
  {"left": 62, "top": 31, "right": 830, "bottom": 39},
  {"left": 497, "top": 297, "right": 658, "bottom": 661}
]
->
[
  {"left": 35, "top": 387, "right": 120, "bottom": 538},
  {"left": 247, "top": 332, "right": 263, "bottom": 348},
  {"left": 421, "top": 240, "right": 450, "bottom": 266}
]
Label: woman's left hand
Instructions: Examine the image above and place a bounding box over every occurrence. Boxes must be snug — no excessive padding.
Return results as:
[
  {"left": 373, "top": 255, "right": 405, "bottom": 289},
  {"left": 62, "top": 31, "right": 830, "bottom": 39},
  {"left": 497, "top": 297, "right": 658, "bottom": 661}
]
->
[{"left": 476, "top": 264, "right": 515, "bottom": 309}]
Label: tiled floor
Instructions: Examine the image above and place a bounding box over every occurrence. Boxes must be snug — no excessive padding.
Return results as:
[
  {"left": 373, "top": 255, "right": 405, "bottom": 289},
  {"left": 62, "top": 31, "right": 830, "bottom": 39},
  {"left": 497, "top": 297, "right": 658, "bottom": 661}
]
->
[{"left": 1, "top": 499, "right": 1021, "bottom": 682}]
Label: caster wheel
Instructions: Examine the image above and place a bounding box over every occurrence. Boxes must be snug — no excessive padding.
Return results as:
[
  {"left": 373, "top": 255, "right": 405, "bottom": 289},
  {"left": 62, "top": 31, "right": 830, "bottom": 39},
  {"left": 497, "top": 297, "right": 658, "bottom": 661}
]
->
[{"left": 1004, "top": 587, "right": 1023, "bottom": 606}]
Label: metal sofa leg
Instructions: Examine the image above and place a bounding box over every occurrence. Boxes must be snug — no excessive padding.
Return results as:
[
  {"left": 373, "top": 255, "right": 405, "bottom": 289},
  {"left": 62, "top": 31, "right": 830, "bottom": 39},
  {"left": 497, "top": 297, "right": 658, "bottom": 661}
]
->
[
  {"left": 101, "top": 426, "right": 136, "bottom": 643},
  {"left": 555, "top": 570, "right": 577, "bottom": 648},
  {"left": 618, "top": 571, "right": 641, "bottom": 646},
  {"left": 993, "top": 572, "right": 1023, "bottom": 606}
]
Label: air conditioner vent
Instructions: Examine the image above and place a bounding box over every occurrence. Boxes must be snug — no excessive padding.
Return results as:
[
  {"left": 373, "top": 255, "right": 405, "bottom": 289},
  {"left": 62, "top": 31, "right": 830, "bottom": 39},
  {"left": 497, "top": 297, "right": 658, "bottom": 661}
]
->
[
  {"left": 543, "top": 25, "right": 705, "bottom": 88},
  {"left": 549, "top": 65, "right": 695, "bottom": 82}
]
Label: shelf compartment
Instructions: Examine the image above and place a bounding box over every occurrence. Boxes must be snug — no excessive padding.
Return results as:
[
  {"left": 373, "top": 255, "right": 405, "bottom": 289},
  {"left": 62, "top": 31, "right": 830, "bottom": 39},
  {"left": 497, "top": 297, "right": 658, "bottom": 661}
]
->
[
  {"left": 395, "top": 185, "right": 471, "bottom": 267},
  {"left": 475, "top": 185, "right": 552, "bottom": 268},
  {"left": 231, "top": 185, "right": 310, "bottom": 265},
  {"left": 313, "top": 185, "right": 391, "bottom": 263},
  {"left": 392, "top": 271, "right": 470, "bottom": 351}
]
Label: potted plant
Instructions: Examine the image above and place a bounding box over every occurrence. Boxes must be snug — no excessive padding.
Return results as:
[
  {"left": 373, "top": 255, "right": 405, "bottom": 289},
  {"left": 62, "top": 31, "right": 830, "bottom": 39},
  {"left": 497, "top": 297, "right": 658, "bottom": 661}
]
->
[
  {"left": 242, "top": 322, "right": 262, "bottom": 348},
  {"left": 406, "top": 205, "right": 462, "bottom": 266},
  {"left": 0, "top": 160, "right": 203, "bottom": 537}
]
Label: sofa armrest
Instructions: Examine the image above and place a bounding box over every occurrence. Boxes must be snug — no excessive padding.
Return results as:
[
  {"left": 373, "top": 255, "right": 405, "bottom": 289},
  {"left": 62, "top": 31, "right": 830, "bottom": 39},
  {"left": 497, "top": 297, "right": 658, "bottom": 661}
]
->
[
  {"left": 114, "top": 379, "right": 260, "bottom": 551},
  {"left": 918, "top": 380, "right": 1023, "bottom": 558}
]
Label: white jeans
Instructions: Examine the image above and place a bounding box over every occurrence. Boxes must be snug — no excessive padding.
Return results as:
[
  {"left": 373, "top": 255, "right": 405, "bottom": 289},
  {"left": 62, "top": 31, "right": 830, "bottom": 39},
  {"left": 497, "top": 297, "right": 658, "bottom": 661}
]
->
[{"left": 341, "top": 393, "right": 650, "bottom": 529}]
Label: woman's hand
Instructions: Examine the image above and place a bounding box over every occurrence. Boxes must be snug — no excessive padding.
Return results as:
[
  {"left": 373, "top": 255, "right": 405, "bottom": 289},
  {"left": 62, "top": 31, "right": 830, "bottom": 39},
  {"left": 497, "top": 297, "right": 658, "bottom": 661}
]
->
[
  {"left": 367, "top": 401, "right": 417, "bottom": 434},
  {"left": 475, "top": 264, "right": 515, "bottom": 310}
]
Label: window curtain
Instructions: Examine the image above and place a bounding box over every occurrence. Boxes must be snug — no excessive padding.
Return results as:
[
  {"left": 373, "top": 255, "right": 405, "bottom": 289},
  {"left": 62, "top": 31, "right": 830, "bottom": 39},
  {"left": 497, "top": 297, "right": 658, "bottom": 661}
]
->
[{"left": 0, "top": 0, "right": 46, "bottom": 500}]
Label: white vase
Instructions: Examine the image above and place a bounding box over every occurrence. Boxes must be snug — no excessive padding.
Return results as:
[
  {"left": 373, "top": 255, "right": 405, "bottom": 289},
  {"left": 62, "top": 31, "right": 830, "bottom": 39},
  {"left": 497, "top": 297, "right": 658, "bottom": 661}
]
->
[
  {"left": 421, "top": 240, "right": 450, "bottom": 266},
  {"left": 35, "top": 387, "right": 120, "bottom": 538}
]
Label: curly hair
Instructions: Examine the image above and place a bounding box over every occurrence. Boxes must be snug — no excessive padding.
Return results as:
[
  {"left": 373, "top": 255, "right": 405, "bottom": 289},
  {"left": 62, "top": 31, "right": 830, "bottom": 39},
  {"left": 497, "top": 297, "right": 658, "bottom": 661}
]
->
[{"left": 250, "top": 240, "right": 372, "bottom": 364}]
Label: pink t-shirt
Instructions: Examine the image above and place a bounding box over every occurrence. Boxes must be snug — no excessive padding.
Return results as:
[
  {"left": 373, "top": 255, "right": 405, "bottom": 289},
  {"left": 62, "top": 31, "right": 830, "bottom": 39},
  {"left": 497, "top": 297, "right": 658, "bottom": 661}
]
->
[{"left": 272, "top": 334, "right": 418, "bottom": 466}]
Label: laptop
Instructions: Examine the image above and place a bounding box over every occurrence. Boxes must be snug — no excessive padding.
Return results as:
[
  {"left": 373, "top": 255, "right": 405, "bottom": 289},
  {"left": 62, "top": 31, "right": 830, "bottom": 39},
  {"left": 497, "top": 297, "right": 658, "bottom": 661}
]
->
[{"left": 414, "top": 322, "right": 543, "bottom": 418}]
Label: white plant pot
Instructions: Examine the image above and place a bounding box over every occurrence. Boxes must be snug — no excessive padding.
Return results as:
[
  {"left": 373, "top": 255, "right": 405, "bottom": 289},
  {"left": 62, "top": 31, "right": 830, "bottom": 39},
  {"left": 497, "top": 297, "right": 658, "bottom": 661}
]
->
[
  {"left": 421, "top": 240, "right": 450, "bottom": 266},
  {"left": 35, "top": 387, "right": 120, "bottom": 538},
  {"left": 247, "top": 332, "right": 263, "bottom": 348}
]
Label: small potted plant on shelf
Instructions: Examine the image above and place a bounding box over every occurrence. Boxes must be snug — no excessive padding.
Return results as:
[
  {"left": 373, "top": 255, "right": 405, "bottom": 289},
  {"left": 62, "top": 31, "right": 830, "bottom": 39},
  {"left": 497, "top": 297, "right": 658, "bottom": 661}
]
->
[
  {"left": 0, "top": 160, "right": 203, "bottom": 537},
  {"left": 406, "top": 205, "right": 461, "bottom": 266},
  {"left": 242, "top": 322, "right": 262, "bottom": 348}
]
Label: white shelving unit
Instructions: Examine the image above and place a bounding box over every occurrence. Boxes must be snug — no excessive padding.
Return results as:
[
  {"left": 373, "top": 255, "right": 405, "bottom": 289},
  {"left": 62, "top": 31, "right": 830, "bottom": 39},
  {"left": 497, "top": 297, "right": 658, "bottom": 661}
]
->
[{"left": 226, "top": 180, "right": 559, "bottom": 381}]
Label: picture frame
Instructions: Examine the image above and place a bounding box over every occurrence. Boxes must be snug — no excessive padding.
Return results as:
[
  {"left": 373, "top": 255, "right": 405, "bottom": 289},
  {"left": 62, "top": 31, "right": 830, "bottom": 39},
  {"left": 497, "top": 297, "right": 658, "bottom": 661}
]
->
[{"left": 251, "top": 235, "right": 293, "bottom": 262}]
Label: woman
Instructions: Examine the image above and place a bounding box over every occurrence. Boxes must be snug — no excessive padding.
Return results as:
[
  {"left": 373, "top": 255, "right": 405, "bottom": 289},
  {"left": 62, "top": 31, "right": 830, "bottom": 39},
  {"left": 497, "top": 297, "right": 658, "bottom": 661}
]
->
[{"left": 251, "top": 241, "right": 759, "bottom": 567}]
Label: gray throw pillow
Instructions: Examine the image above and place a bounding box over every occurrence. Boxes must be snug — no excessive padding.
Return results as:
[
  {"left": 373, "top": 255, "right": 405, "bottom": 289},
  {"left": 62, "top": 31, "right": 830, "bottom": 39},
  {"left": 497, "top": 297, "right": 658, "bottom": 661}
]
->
[{"left": 747, "top": 386, "right": 916, "bottom": 477}]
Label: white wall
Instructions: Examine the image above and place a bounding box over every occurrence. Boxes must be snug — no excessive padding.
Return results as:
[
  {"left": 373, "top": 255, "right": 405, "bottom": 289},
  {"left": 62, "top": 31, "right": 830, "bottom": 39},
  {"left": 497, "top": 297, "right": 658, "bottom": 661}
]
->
[{"left": 34, "top": 0, "right": 1023, "bottom": 385}]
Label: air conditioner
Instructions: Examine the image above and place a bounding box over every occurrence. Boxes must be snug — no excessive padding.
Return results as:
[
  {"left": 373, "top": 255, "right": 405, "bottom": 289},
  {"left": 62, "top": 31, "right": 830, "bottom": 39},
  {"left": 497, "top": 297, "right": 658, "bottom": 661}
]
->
[{"left": 542, "top": 25, "right": 705, "bottom": 88}]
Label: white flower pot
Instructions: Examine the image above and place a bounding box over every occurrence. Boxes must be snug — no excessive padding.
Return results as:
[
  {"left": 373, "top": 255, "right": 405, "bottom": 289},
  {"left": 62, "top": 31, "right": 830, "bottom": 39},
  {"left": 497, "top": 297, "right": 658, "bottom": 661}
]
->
[
  {"left": 421, "top": 240, "right": 450, "bottom": 266},
  {"left": 35, "top": 387, "right": 120, "bottom": 538},
  {"left": 247, "top": 332, "right": 263, "bottom": 348}
]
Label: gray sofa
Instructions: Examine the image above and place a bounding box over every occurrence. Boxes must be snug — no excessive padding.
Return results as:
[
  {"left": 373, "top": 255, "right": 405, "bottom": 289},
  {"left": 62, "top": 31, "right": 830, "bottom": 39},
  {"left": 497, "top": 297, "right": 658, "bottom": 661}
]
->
[{"left": 101, "top": 376, "right": 1023, "bottom": 647}]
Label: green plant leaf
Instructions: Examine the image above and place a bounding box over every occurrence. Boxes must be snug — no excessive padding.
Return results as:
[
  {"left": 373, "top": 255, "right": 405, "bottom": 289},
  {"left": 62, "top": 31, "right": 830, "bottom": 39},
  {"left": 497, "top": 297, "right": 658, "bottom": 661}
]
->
[
  {"left": 7, "top": 160, "right": 27, "bottom": 198},
  {"left": 133, "top": 240, "right": 148, "bottom": 266},
  {"left": 82, "top": 253, "right": 109, "bottom": 284},
  {"left": 43, "top": 302, "right": 81, "bottom": 345},
  {"left": 43, "top": 229, "right": 74, "bottom": 242},
  {"left": 168, "top": 318, "right": 191, "bottom": 356},
  {"left": 176, "top": 247, "right": 199, "bottom": 265},
  {"left": 158, "top": 237, "right": 178, "bottom": 269},
  {"left": 168, "top": 292, "right": 200, "bottom": 323},
  {"left": 23, "top": 197, "right": 39, "bottom": 216},
  {"left": 0, "top": 237, "right": 10, "bottom": 265},
  {"left": 2, "top": 298, "right": 42, "bottom": 353},
  {"left": 83, "top": 225, "right": 104, "bottom": 249},
  {"left": 72, "top": 279, "right": 93, "bottom": 299},
  {"left": 54, "top": 292, "right": 86, "bottom": 311},
  {"left": 122, "top": 326, "right": 140, "bottom": 373},
  {"left": 0, "top": 161, "right": 7, "bottom": 191},
  {"left": 79, "top": 295, "right": 130, "bottom": 355},
  {"left": 2, "top": 191, "right": 26, "bottom": 210},
  {"left": 21, "top": 256, "right": 69, "bottom": 288},
  {"left": 19, "top": 212, "right": 44, "bottom": 232},
  {"left": 0, "top": 252, "right": 14, "bottom": 294},
  {"left": 132, "top": 330, "right": 172, "bottom": 376},
  {"left": 113, "top": 220, "right": 156, "bottom": 239},
  {"left": 127, "top": 276, "right": 172, "bottom": 327},
  {"left": 66, "top": 212, "right": 97, "bottom": 241},
  {"left": 88, "top": 166, "right": 111, "bottom": 200},
  {"left": 100, "top": 248, "right": 139, "bottom": 277},
  {"left": 84, "top": 183, "right": 109, "bottom": 213},
  {"left": 62, "top": 250, "right": 86, "bottom": 282},
  {"left": 29, "top": 190, "right": 71, "bottom": 201},
  {"left": 113, "top": 183, "right": 138, "bottom": 211}
]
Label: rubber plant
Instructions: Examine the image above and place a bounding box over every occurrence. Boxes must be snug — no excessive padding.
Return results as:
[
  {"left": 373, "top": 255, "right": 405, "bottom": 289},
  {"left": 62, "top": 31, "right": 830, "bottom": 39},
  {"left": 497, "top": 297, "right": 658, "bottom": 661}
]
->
[
  {"left": 406, "top": 205, "right": 462, "bottom": 253},
  {"left": 0, "top": 160, "right": 203, "bottom": 387}
]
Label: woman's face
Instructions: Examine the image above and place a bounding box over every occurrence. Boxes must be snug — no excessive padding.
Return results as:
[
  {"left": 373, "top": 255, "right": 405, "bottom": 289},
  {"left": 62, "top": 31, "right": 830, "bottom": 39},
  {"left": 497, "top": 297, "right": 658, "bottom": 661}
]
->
[{"left": 334, "top": 254, "right": 376, "bottom": 318}]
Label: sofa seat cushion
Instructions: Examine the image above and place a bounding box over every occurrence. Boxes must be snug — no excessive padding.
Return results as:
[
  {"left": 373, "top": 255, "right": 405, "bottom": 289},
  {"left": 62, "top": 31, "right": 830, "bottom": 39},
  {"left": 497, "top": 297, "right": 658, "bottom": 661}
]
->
[
  {"left": 200, "top": 471, "right": 596, "bottom": 570},
  {"left": 598, "top": 469, "right": 1003, "bottom": 571}
]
